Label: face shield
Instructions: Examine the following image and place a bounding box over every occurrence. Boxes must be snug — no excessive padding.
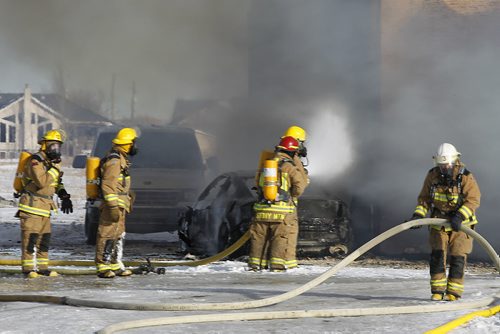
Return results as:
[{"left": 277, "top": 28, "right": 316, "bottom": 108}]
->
[
  {"left": 45, "top": 141, "right": 62, "bottom": 161},
  {"left": 129, "top": 139, "right": 138, "bottom": 156},
  {"left": 438, "top": 162, "right": 455, "bottom": 177}
]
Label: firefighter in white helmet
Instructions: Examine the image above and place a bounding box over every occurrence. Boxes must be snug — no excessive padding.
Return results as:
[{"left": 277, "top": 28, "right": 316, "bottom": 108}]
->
[
  {"left": 95, "top": 128, "right": 138, "bottom": 278},
  {"left": 408, "top": 143, "right": 480, "bottom": 301},
  {"left": 249, "top": 136, "right": 309, "bottom": 272},
  {"left": 16, "top": 129, "right": 73, "bottom": 278}
]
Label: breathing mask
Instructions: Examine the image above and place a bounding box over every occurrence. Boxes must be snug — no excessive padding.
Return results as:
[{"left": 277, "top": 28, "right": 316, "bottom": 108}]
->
[{"left": 45, "top": 141, "right": 62, "bottom": 162}]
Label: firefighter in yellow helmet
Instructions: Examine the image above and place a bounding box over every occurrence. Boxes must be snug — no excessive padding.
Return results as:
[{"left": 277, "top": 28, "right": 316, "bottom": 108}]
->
[
  {"left": 16, "top": 129, "right": 73, "bottom": 278},
  {"left": 249, "top": 136, "right": 309, "bottom": 272},
  {"left": 408, "top": 143, "right": 480, "bottom": 301},
  {"left": 95, "top": 127, "right": 138, "bottom": 278}
]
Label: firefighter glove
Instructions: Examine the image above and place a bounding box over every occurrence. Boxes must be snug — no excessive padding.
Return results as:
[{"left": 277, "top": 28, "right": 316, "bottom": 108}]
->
[
  {"left": 57, "top": 188, "right": 69, "bottom": 199},
  {"left": 450, "top": 214, "right": 462, "bottom": 232},
  {"left": 409, "top": 214, "right": 423, "bottom": 229},
  {"left": 61, "top": 198, "right": 73, "bottom": 214},
  {"left": 58, "top": 189, "right": 73, "bottom": 214}
]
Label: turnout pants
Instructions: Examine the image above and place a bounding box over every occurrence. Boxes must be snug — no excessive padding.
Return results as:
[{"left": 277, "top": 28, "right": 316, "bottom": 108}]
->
[
  {"left": 95, "top": 207, "right": 126, "bottom": 274},
  {"left": 248, "top": 213, "right": 298, "bottom": 270},
  {"left": 20, "top": 213, "right": 51, "bottom": 273},
  {"left": 429, "top": 228, "right": 473, "bottom": 298}
]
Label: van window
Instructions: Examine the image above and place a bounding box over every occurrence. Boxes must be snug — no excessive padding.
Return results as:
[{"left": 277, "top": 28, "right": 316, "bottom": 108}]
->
[
  {"left": 94, "top": 130, "right": 204, "bottom": 169},
  {"left": 94, "top": 132, "right": 115, "bottom": 158}
]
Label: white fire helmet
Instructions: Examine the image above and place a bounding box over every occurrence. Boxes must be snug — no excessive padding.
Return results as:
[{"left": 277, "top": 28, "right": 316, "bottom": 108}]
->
[{"left": 434, "top": 143, "right": 461, "bottom": 166}]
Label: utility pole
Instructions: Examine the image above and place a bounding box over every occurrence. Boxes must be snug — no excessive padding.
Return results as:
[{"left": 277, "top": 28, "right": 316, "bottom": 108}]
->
[
  {"left": 110, "top": 73, "right": 116, "bottom": 121},
  {"left": 131, "top": 80, "right": 136, "bottom": 120}
]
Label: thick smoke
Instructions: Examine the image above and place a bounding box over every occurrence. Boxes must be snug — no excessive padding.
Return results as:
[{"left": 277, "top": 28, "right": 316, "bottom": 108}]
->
[
  {"left": 370, "top": 2, "right": 500, "bottom": 259},
  {"left": 242, "top": 1, "right": 500, "bottom": 259},
  {"left": 0, "top": 0, "right": 249, "bottom": 119}
]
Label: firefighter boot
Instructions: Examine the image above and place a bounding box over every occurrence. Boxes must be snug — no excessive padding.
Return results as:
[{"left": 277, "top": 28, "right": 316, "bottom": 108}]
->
[
  {"left": 114, "top": 269, "right": 132, "bottom": 277},
  {"left": 25, "top": 271, "right": 39, "bottom": 279},
  {"left": 431, "top": 293, "right": 444, "bottom": 301},
  {"left": 98, "top": 270, "right": 116, "bottom": 279},
  {"left": 38, "top": 270, "right": 59, "bottom": 277},
  {"left": 444, "top": 294, "right": 459, "bottom": 301}
]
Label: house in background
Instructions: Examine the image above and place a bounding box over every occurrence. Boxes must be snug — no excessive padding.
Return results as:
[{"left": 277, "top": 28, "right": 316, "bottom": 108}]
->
[{"left": 0, "top": 85, "right": 113, "bottom": 159}]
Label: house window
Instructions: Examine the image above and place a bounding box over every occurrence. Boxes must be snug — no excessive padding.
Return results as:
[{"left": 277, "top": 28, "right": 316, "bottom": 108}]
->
[
  {"left": 38, "top": 126, "right": 44, "bottom": 141},
  {"left": 9, "top": 126, "right": 16, "bottom": 143},
  {"left": 0, "top": 123, "right": 6, "bottom": 142},
  {"left": 0, "top": 152, "right": 5, "bottom": 159},
  {"left": 38, "top": 123, "right": 53, "bottom": 140},
  {"left": 31, "top": 113, "right": 36, "bottom": 124}
]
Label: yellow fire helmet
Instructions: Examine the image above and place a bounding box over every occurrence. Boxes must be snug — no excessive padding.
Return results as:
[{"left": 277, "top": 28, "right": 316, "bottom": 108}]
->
[
  {"left": 38, "top": 129, "right": 66, "bottom": 144},
  {"left": 112, "top": 127, "right": 138, "bottom": 145},
  {"left": 282, "top": 125, "right": 307, "bottom": 142}
]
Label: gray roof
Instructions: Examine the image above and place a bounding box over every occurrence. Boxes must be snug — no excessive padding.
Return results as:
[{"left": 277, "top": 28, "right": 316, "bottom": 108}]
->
[{"left": 0, "top": 93, "right": 110, "bottom": 124}]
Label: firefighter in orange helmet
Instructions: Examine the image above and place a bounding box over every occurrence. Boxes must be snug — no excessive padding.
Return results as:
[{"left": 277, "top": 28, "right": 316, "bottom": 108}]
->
[
  {"left": 16, "top": 129, "right": 73, "bottom": 278},
  {"left": 249, "top": 136, "right": 309, "bottom": 272},
  {"left": 408, "top": 143, "right": 480, "bottom": 301},
  {"left": 95, "top": 128, "right": 138, "bottom": 278}
]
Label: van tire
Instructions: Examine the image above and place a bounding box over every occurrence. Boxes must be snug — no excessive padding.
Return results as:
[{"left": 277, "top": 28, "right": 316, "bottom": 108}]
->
[
  {"left": 85, "top": 207, "right": 99, "bottom": 245},
  {"left": 86, "top": 222, "right": 98, "bottom": 245}
]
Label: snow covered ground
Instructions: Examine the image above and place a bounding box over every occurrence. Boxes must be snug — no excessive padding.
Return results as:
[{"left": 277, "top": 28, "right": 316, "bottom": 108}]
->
[{"left": 0, "top": 162, "right": 498, "bottom": 333}]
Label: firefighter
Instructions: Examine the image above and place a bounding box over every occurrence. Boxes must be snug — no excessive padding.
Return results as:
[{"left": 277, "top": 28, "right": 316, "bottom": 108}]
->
[
  {"left": 249, "top": 136, "right": 309, "bottom": 272},
  {"left": 16, "top": 129, "right": 73, "bottom": 278},
  {"left": 408, "top": 143, "right": 480, "bottom": 301},
  {"left": 95, "top": 127, "right": 138, "bottom": 278}
]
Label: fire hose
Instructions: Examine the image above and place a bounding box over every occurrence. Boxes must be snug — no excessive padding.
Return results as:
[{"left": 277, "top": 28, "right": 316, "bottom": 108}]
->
[
  {"left": 0, "top": 231, "right": 251, "bottom": 274},
  {"left": 424, "top": 304, "right": 500, "bottom": 334},
  {"left": 0, "top": 218, "right": 499, "bottom": 334}
]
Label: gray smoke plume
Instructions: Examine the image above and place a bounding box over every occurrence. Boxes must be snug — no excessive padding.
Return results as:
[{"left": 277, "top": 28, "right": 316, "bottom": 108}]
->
[
  {"left": 0, "top": 0, "right": 249, "bottom": 119},
  {"left": 242, "top": 1, "right": 500, "bottom": 260}
]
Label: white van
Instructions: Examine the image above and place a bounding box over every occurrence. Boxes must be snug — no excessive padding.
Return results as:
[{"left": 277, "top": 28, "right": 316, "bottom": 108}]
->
[{"left": 73, "top": 126, "right": 217, "bottom": 244}]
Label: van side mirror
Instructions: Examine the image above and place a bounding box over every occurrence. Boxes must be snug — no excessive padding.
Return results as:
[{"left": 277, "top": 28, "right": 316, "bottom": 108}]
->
[{"left": 72, "top": 155, "right": 87, "bottom": 169}]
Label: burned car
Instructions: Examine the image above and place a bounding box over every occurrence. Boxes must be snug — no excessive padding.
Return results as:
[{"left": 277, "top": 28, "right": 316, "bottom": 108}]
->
[{"left": 178, "top": 171, "right": 353, "bottom": 258}]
